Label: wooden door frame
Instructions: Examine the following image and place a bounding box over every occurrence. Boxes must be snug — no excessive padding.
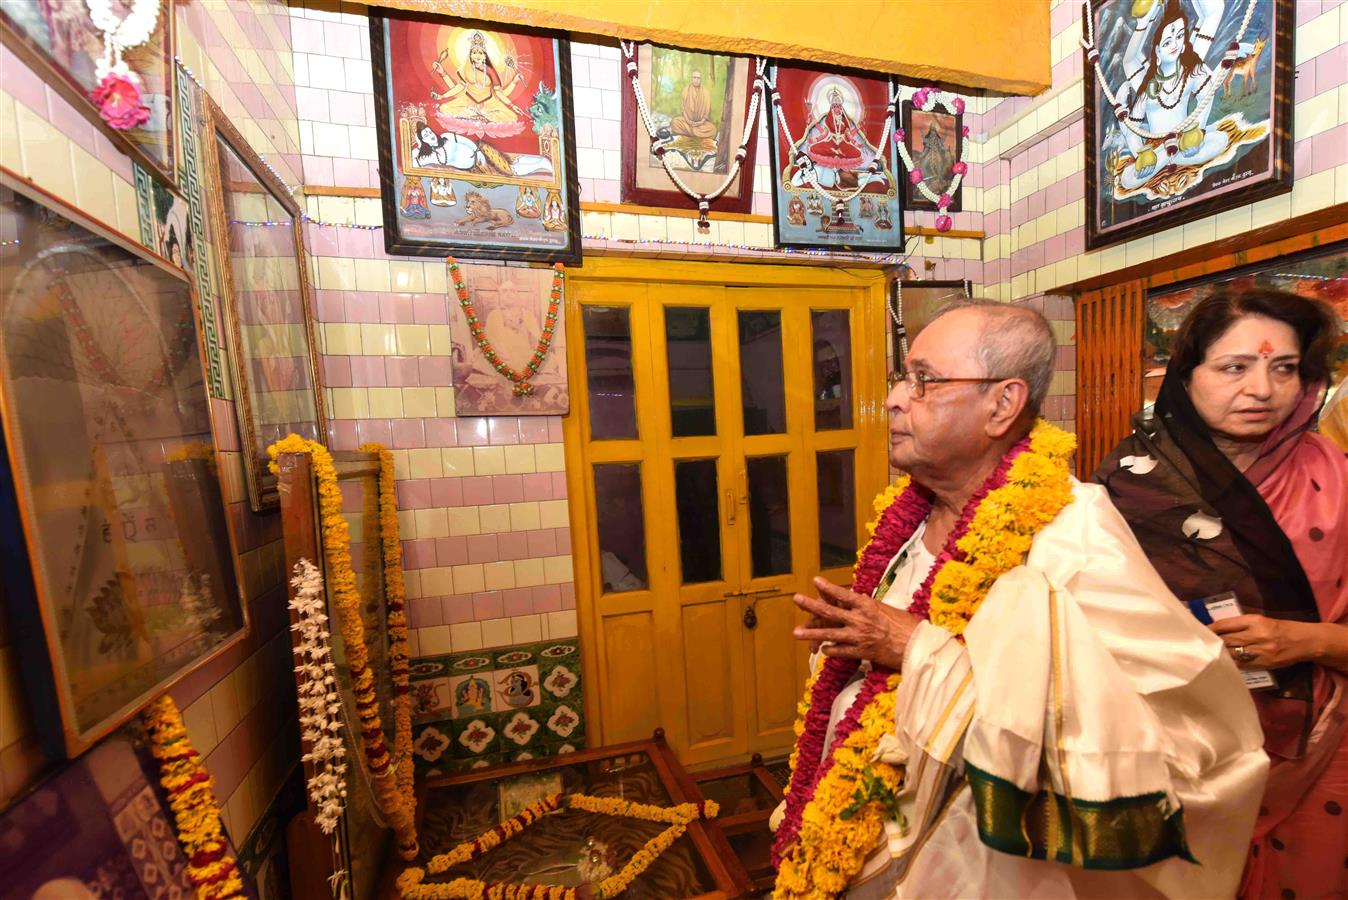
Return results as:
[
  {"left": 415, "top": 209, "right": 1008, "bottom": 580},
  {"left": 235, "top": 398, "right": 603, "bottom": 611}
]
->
[
  {"left": 1067, "top": 204, "right": 1348, "bottom": 476},
  {"left": 561, "top": 256, "right": 889, "bottom": 751}
]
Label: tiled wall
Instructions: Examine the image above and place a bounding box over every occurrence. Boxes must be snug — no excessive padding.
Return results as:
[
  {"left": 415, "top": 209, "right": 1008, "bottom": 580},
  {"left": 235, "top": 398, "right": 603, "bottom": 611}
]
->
[
  {"left": 975, "top": 0, "right": 1348, "bottom": 300},
  {"left": 0, "top": 0, "right": 302, "bottom": 847}
]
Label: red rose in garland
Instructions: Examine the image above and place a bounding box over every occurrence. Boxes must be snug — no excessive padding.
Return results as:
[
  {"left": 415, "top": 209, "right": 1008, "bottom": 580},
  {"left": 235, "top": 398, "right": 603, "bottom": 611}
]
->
[{"left": 91, "top": 72, "right": 151, "bottom": 130}]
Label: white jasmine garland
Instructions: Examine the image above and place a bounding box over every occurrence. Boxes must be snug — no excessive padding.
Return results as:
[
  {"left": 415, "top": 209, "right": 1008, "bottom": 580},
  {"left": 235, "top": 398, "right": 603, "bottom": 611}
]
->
[
  {"left": 85, "top": 0, "right": 161, "bottom": 80},
  {"left": 289, "top": 558, "right": 350, "bottom": 883}
]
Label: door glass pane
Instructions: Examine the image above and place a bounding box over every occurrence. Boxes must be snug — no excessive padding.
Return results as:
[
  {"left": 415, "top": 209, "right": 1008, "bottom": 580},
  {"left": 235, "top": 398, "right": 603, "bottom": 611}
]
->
[
  {"left": 583, "top": 306, "right": 637, "bottom": 440},
  {"left": 666, "top": 306, "right": 716, "bottom": 437},
  {"left": 812, "top": 309, "right": 853, "bottom": 430},
  {"left": 816, "top": 450, "right": 856, "bottom": 569},
  {"left": 747, "top": 455, "right": 791, "bottom": 578},
  {"left": 675, "top": 459, "right": 721, "bottom": 584},
  {"left": 593, "top": 464, "right": 647, "bottom": 592},
  {"left": 738, "top": 310, "right": 786, "bottom": 435}
]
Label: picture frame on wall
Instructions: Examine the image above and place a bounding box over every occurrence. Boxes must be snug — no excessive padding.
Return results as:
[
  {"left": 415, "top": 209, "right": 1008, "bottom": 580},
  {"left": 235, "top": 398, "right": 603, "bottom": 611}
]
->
[
  {"left": 0, "top": 168, "right": 248, "bottom": 759},
  {"left": 766, "top": 64, "right": 904, "bottom": 253},
  {"left": 200, "top": 96, "right": 328, "bottom": 513},
  {"left": 900, "top": 99, "right": 963, "bottom": 214},
  {"left": 0, "top": 0, "right": 178, "bottom": 185},
  {"left": 1083, "top": 0, "right": 1294, "bottom": 250},
  {"left": 620, "top": 42, "right": 758, "bottom": 213},
  {"left": 891, "top": 279, "right": 972, "bottom": 369},
  {"left": 369, "top": 10, "right": 583, "bottom": 263}
]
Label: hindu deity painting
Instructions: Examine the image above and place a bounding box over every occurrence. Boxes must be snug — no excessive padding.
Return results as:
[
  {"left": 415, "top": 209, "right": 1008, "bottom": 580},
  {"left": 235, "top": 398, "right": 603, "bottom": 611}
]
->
[
  {"left": 370, "top": 12, "right": 581, "bottom": 262},
  {"left": 620, "top": 44, "right": 758, "bottom": 213},
  {"left": 901, "top": 99, "right": 963, "bottom": 213},
  {"left": 1084, "top": 0, "right": 1292, "bottom": 249},
  {"left": 767, "top": 65, "right": 904, "bottom": 252}
]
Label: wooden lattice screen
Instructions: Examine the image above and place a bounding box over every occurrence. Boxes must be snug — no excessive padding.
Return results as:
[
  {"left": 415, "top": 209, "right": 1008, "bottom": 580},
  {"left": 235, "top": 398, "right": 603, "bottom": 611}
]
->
[{"left": 1075, "top": 279, "right": 1145, "bottom": 477}]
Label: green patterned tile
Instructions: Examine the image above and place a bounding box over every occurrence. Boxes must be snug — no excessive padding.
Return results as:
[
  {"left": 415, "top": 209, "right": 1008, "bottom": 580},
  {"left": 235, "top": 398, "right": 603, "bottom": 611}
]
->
[{"left": 451, "top": 712, "right": 502, "bottom": 759}]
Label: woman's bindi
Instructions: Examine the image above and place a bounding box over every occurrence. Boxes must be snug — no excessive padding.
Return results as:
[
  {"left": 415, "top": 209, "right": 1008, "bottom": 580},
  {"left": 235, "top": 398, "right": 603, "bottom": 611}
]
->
[{"left": 1258, "top": 340, "right": 1274, "bottom": 357}]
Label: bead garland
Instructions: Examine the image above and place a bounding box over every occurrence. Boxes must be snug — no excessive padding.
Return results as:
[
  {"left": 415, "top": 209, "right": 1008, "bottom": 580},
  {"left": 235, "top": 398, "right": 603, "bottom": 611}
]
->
[
  {"left": 766, "top": 67, "right": 898, "bottom": 205},
  {"left": 1079, "top": 0, "right": 1257, "bottom": 142},
  {"left": 448, "top": 258, "right": 564, "bottom": 397},
  {"left": 620, "top": 41, "right": 767, "bottom": 233},
  {"left": 891, "top": 86, "right": 971, "bottom": 233}
]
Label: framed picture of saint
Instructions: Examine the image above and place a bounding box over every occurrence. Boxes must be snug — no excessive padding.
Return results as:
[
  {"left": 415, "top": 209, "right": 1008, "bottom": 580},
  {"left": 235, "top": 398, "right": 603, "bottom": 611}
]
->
[
  {"left": 900, "top": 100, "right": 963, "bottom": 214},
  {"left": 370, "top": 11, "right": 582, "bottom": 263},
  {"left": 620, "top": 44, "right": 758, "bottom": 213},
  {"left": 766, "top": 65, "right": 904, "bottom": 253},
  {"left": 1083, "top": 0, "right": 1293, "bottom": 250}
]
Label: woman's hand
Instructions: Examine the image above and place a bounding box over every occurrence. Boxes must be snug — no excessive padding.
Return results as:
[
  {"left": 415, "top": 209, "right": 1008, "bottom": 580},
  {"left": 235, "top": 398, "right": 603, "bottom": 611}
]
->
[{"left": 1210, "top": 615, "right": 1348, "bottom": 671}]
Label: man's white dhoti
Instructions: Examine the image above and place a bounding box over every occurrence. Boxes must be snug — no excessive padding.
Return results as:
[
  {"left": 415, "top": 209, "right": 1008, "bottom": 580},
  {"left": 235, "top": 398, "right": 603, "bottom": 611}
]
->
[{"left": 840, "top": 481, "right": 1268, "bottom": 898}]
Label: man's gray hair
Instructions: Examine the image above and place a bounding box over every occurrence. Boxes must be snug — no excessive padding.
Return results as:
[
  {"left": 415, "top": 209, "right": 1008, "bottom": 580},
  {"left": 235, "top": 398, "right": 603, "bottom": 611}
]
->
[{"left": 928, "top": 299, "right": 1056, "bottom": 415}]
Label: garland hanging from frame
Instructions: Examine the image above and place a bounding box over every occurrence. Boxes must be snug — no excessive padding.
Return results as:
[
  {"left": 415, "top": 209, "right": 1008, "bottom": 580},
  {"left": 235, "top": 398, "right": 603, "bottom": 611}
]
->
[
  {"left": 267, "top": 435, "right": 419, "bottom": 859},
  {"left": 893, "top": 86, "right": 971, "bottom": 233},
  {"left": 447, "top": 257, "right": 564, "bottom": 397},
  {"left": 620, "top": 41, "right": 767, "bottom": 232}
]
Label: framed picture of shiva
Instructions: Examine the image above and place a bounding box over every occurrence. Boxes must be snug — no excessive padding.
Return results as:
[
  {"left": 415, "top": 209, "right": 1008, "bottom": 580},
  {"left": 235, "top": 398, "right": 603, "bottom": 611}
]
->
[
  {"left": 370, "top": 11, "right": 582, "bottom": 263},
  {"left": 1083, "top": 0, "right": 1293, "bottom": 250}
]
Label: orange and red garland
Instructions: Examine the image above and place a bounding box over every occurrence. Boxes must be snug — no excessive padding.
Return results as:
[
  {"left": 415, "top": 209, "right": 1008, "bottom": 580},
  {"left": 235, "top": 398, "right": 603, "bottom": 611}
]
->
[{"left": 447, "top": 257, "right": 563, "bottom": 397}]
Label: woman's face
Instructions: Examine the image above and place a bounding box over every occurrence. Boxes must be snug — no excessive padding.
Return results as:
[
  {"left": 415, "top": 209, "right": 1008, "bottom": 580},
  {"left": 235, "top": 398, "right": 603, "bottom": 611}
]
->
[
  {"left": 419, "top": 126, "right": 436, "bottom": 145},
  {"left": 1188, "top": 314, "right": 1304, "bottom": 441},
  {"left": 1157, "top": 18, "right": 1186, "bottom": 66},
  {"left": 470, "top": 47, "right": 486, "bottom": 67}
]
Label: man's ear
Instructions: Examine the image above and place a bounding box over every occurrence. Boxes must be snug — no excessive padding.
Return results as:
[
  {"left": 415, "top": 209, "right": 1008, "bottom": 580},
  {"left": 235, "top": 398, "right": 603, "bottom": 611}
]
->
[{"left": 986, "top": 379, "right": 1031, "bottom": 438}]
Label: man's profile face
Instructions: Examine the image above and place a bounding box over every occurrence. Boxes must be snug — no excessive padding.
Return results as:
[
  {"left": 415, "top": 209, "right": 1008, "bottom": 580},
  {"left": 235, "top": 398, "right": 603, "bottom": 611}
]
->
[{"left": 886, "top": 308, "right": 989, "bottom": 475}]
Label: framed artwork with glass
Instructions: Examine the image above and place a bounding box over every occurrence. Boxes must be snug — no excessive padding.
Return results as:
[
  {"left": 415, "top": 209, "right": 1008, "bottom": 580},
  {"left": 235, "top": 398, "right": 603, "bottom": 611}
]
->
[
  {"left": 1083, "top": 0, "right": 1293, "bottom": 249},
  {"left": 0, "top": 0, "right": 178, "bottom": 185},
  {"left": 369, "top": 10, "right": 582, "bottom": 263},
  {"left": 889, "top": 279, "right": 973, "bottom": 371},
  {"left": 201, "top": 96, "right": 327, "bottom": 512},
  {"left": 899, "top": 100, "right": 963, "bottom": 214},
  {"left": 766, "top": 64, "right": 904, "bottom": 252},
  {"left": 620, "top": 43, "right": 759, "bottom": 213},
  {"left": 0, "top": 168, "right": 247, "bottom": 758}
]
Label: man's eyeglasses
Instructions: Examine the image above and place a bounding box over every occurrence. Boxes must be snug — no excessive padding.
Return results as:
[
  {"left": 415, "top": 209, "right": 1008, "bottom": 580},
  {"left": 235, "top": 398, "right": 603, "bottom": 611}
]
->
[{"left": 887, "top": 369, "right": 1008, "bottom": 399}]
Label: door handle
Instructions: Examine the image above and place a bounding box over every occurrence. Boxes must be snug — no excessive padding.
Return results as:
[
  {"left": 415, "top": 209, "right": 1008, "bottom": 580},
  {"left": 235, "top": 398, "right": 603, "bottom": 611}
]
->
[{"left": 724, "top": 489, "right": 736, "bottom": 526}]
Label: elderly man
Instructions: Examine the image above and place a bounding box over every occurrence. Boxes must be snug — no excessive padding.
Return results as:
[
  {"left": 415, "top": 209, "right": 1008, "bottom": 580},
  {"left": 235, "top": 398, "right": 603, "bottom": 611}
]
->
[{"left": 771, "top": 302, "right": 1267, "bottom": 898}]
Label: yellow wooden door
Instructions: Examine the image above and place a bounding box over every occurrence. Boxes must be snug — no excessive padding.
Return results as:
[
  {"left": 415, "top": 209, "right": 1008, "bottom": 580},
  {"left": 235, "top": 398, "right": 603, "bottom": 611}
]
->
[{"left": 564, "top": 258, "right": 886, "bottom": 768}]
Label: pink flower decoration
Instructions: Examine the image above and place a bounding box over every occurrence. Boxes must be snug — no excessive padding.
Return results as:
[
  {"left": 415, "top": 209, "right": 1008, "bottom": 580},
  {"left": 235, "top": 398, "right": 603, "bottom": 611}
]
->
[
  {"left": 895, "top": 128, "right": 905, "bottom": 141},
  {"left": 962, "top": 125, "right": 971, "bottom": 137},
  {"left": 908, "top": 168, "right": 923, "bottom": 185},
  {"left": 952, "top": 97, "right": 966, "bottom": 114},
  {"left": 953, "top": 161, "right": 968, "bottom": 176},
  {"left": 937, "top": 193, "right": 952, "bottom": 209},
  {"left": 91, "top": 72, "right": 150, "bottom": 130},
  {"left": 912, "top": 90, "right": 929, "bottom": 109},
  {"left": 935, "top": 215, "right": 954, "bottom": 232}
]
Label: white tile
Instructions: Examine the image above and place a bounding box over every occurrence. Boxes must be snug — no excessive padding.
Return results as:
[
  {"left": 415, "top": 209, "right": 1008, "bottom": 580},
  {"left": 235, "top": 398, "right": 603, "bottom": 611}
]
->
[
  {"left": 481, "top": 618, "right": 512, "bottom": 650},
  {"left": 547, "top": 610, "right": 578, "bottom": 640},
  {"left": 511, "top": 615, "right": 543, "bottom": 645},
  {"left": 450, "top": 621, "right": 484, "bottom": 651},
  {"left": 419, "top": 625, "right": 453, "bottom": 656}
]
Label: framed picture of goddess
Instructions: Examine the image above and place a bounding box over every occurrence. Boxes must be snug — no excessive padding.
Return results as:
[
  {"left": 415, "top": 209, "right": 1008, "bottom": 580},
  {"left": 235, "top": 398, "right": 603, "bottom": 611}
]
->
[
  {"left": 1083, "top": 0, "right": 1293, "bottom": 250},
  {"left": 620, "top": 43, "right": 758, "bottom": 213},
  {"left": 370, "top": 11, "right": 582, "bottom": 263},
  {"left": 766, "top": 65, "right": 903, "bottom": 253}
]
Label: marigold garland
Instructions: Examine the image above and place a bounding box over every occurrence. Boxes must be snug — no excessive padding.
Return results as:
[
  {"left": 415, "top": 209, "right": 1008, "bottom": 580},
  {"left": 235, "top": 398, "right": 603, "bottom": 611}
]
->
[
  {"left": 267, "top": 435, "right": 418, "bottom": 859},
  {"left": 360, "top": 441, "right": 416, "bottom": 847},
  {"left": 397, "top": 793, "right": 719, "bottom": 900},
  {"left": 448, "top": 257, "right": 563, "bottom": 396},
  {"left": 772, "top": 421, "right": 1075, "bottom": 898},
  {"left": 141, "top": 694, "right": 247, "bottom": 900}
]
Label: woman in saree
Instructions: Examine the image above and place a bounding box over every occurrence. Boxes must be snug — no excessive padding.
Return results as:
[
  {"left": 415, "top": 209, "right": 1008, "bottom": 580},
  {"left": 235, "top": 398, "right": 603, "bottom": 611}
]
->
[{"left": 1094, "top": 289, "right": 1347, "bottom": 899}]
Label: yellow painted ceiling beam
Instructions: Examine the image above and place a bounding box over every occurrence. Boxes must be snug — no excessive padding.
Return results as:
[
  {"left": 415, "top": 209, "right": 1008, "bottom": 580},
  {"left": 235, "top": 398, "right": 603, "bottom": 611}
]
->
[{"left": 371, "top": 0, "right": 1051, "bottom": 96}]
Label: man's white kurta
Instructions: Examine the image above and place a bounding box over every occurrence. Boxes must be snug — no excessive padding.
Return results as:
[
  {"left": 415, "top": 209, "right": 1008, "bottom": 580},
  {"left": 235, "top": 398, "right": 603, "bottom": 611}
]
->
[{"left": 835, "top": 480, "right": 1268, "bottom": 899}]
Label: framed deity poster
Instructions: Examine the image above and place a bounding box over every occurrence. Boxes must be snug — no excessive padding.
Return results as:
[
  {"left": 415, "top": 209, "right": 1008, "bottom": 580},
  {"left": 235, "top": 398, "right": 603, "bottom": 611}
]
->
[
  {"left": 620, "top": 43, "right": 758, "bottom": 213},
  {"left": 1083, "top": 0, "right": 1293, "bottom": 250},
  {"left": 766, "top": 65, "right": 903, "bottom": 253},
  {"left": 201, "top": 97, "right": 327, "bottom": 513},
  {"left": 0, "top": 168, "right": 247, "bottom": 758},
  {"left": 370, "top": 11, "right": 582, "bottom": 263},
  {"left": 900, "top": 100, "right": 963, "bottom": 214},
  {"left": 0, "top": 0, "right": 177, "bottom": 184}
]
